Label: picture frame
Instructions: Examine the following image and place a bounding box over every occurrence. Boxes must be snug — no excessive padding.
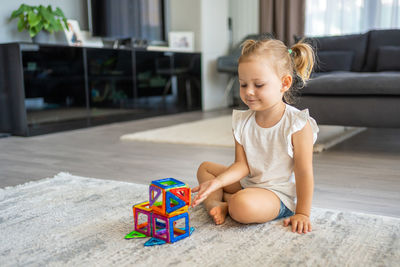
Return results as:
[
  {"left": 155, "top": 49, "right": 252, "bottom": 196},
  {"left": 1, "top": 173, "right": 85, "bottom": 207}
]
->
[
  {"left": 64, "top": 19, "right": 83, "bottom": 46},
  {"left": 168, "top": 31, "right": 194, "bottom": 51},
  {"left": 80, "top": 31, "right": 103, "bottom": 48}
]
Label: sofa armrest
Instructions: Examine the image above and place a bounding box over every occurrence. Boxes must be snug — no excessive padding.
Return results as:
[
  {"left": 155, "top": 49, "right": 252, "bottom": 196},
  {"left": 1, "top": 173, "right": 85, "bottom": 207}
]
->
[{"left": 217, "top": 55, "right": 238, "bottom": 74}]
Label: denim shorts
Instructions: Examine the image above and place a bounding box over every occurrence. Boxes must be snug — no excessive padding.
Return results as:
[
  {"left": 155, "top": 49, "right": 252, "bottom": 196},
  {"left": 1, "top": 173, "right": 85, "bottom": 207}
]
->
[{"left": 274, "top": 200, "right": 294, "bottom": 220}]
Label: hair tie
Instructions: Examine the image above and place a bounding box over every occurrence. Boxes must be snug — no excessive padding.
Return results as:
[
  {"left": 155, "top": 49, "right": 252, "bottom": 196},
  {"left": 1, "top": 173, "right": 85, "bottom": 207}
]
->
[{"left": 288, "top": 49, "right": 293, "bottom": 55}]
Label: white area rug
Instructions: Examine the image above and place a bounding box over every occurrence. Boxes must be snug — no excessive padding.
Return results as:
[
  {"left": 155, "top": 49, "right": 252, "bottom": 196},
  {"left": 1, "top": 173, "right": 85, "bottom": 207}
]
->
[
  {"left": 1, "top": 173, "right": 399, "bottom": 266},
  {"left": 121, "top": 115, "right": 366, "bottom": 152}
]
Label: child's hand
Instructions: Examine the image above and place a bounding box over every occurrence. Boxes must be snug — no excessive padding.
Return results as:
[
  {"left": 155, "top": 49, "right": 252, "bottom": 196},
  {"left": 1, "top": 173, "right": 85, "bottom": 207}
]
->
[
  {"left": 191, "top": 179, "right": 223, "bottom": 207},
  {"left": 283, "top": 214, "right": 312, "bottom": 234}
]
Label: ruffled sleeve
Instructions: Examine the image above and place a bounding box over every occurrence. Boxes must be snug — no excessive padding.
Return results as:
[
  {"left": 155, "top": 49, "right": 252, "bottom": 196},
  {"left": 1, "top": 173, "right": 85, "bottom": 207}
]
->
[
  {"left": 286, "top": 109, "right": 319, "bottom": 158},
  {"left": 232, "top": 110, "right": 244, "bottom": 145}
]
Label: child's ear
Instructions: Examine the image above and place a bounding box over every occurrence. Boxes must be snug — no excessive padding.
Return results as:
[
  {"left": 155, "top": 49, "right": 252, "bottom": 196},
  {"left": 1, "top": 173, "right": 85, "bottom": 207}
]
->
[{"left": 281, "top": 75, "right": 292, "bottom": 92}]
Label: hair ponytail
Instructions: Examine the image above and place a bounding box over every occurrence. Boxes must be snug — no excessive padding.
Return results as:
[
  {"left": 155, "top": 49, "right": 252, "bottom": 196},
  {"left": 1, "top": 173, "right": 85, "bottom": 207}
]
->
[{"left": 290, "top": 41, "right": 315, "bottom": 86}]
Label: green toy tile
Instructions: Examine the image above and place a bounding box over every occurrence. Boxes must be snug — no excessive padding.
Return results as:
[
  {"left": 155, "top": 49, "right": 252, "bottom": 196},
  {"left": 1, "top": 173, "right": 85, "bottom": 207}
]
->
[
  {"left": 125, "top": 230, "right": 147, "bottom": 239},
  {"left": 160, "top": 180, "right": 177, "bottom": 186}
]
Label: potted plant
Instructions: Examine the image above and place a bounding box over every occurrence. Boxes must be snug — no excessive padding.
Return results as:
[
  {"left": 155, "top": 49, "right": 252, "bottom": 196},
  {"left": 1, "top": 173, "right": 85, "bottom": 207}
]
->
[{"left": 10, "top": 4, "right": 69, "bottom": 43}]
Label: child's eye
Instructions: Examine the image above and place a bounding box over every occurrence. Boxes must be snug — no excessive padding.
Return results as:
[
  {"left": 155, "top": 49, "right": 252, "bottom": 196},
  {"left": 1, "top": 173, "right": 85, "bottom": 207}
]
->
[
  {"left": 240, "top": 84, "right": 247, "bottom": 88},
  {"left": 255, "top": 84, "right": 264, "bottom": 88}
]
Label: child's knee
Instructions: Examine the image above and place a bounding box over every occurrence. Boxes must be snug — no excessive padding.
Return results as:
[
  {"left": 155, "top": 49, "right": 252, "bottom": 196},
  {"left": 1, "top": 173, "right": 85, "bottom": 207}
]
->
[
  {"left": 196, "top": 161, "right": 212, "bottom": 180},
  {"left": 197, "top": 161, "right": 211, "bottom": 172},
  {"left": 228, "top": 191, "right": 256, "bottom": 223}
]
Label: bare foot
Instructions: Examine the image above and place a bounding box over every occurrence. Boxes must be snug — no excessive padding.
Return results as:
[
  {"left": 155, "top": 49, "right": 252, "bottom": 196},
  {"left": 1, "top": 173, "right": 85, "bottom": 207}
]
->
[{"left": 207, "top": 201, "right": 228, "bottom": 225}]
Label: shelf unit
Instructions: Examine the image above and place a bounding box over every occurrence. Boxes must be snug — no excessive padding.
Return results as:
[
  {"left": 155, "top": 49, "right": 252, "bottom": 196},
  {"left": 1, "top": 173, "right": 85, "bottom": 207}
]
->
[{"left": 0, "top": 43, "right": 201, "bottom": 136}]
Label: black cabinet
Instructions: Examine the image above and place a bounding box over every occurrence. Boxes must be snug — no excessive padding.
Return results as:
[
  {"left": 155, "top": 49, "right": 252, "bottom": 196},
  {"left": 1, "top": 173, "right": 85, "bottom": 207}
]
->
[{"left": 0, "top": 43, "right": 201, "bottom": 136}]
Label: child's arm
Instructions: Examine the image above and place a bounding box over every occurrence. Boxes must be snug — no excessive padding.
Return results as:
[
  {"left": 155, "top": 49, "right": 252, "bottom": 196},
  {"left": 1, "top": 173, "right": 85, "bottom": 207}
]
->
[
  {"left": 191, "top": 137, "right": 250, "bottom": 207},
  {"left": 283, "top": 121, "right": 314, "bottom": 234}
]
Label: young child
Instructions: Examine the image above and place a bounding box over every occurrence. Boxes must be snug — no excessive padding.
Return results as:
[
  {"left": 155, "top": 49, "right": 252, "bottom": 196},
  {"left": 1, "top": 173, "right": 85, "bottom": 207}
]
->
[{"left": 191, "top": 37, "right": 319, "bottom": 234}]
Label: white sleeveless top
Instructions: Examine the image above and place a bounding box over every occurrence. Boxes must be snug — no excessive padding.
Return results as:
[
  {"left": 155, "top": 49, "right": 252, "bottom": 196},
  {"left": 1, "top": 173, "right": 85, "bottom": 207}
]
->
[{"left": 232, "top": 104, "right": 319, "bottom": 212}]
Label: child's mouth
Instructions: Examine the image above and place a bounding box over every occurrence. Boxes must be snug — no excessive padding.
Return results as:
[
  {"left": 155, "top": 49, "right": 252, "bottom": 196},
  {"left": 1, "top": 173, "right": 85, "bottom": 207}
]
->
[{"left": 247, "top": 99, "right": 258, "bottom": 104}]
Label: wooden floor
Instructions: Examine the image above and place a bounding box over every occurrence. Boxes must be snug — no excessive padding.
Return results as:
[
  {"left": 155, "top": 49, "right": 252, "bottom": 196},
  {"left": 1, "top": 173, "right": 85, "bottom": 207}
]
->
[{"left": 1, "top": 108, "right": 399, "bottom": 218}]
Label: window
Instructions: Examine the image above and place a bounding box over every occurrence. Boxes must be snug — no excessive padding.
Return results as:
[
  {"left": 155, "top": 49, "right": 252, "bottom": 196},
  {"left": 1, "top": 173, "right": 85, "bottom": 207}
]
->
[{"left": 305, "top": 0, "right": 400, "bottom": 36}]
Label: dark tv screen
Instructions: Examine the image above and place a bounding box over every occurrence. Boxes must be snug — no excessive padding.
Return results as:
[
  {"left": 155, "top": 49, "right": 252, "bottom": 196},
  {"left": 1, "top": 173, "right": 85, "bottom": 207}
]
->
[{"left": 90, "top": 0, "right": 166, "bottom": 42}]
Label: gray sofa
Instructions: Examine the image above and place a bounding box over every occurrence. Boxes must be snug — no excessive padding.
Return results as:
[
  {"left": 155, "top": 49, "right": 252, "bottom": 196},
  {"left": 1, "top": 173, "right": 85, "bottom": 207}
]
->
[
  {"left": 217, "top": 30, "right": 400, "bottom": 128},
  {"left": 294, "top": 29, "right": 400, "bottom": 128}
]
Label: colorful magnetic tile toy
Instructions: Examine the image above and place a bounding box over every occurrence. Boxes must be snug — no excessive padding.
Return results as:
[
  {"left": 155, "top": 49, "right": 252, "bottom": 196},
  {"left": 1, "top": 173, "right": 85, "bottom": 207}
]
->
[{"left": 125, "top": 178, "right": 194, "bottom": 246}]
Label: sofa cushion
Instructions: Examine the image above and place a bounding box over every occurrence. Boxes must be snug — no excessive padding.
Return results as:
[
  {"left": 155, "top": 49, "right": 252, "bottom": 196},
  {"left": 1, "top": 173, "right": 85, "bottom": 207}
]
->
[
  {"left": 315, "top": 51, "right": 354, "bottom": 72},
  {"left": 376, "top": 46, "right": 400, "bottom": 71},
  {"left": 295, "top": 33, "right": 368, "bottom": 72},
  {"left": 301, "top": 71, "right": 400, "bottom": 96},
  {"left": 363, "top": 29, "right": 400, "bottom": 71}
]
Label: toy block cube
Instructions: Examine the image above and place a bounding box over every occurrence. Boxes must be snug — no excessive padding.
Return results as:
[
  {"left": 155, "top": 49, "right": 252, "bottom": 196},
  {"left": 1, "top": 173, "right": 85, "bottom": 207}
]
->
[
  {"left": 149, "top": 178, "right": 191, "bottom": 216},
  {"left": 128, "top": 177, "right": 193, "bottom": 245},
  {"left": 151, "top": 211, "right": 190, "bottom": 243}
]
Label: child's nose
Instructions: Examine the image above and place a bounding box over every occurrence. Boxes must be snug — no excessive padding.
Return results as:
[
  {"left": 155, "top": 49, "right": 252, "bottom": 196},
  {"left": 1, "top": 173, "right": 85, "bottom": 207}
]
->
[{"left": 246, "top": 87, "right": 256, "bottom": 96}]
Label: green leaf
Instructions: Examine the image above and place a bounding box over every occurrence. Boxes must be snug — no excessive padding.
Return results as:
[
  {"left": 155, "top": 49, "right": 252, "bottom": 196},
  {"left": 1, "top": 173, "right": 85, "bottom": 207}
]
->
[
  {"left": 29, "top": 27, "right": 37, "bottom": 37},
  {"left": 36, "top": 22, "right": 44, "bottom": 32},
  {"left": 29, "top": 23, "right": 44, "bottom": 36},
  {"left": 17, "top": 18, "right": 25, "bottom": 32},
  {"left": 54, "top": 20, "right": 63, "bottom": 31},
  {"left": 21, "top": 4, "right": 33, "bottom": 12},
  {"left": 10, "top": 4, "right": 31, "bottom": 20},
  {"left": 62, "top": 18, "right": 68, "bottom": 30},
  {"left": 17, "top": 14, "right": 27, "bottom": 31},
  {"left": 54, "top": 7, "right": 66, "bottom": 18},
  {"left": 11, "top": 9, "right": 22, "bottom": 19},
  {"left": 39, "top": 5, "right": 52, "bottom": 22},
  {"left": 43, "top": 21, "right": 50, "bottom": 31},
  {"left": 28, "top": 11, "right": 40, "bottom": 27},
  {"left": 48, "top": 17, "right": 57, "bottom": 27}
]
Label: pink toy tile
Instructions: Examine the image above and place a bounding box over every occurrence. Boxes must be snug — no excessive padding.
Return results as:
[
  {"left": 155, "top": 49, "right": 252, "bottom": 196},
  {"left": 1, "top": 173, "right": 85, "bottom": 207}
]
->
[
  {"left": 134, "top": 208, "right": 152, "bottom": 237},
  {"left": 152, "top": 213, "right": 170, "bottom": 243}
]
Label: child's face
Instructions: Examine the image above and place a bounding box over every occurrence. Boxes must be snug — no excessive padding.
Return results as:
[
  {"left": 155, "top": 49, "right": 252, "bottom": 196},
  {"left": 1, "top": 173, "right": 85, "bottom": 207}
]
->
[{"left": 238, "top": 57, "right": 290, "bottom": 111}]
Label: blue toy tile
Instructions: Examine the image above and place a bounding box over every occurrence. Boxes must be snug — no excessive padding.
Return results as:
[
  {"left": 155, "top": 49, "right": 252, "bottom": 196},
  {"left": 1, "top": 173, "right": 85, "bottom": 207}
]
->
[
  {"left": 144, "top": 237, "right": 166, "bottom": 246},
  {"left": 165, "top": 191, "right": 186, "bottom": 213},
  {"left": 125, "top": 230, "right": 147, "bottom": 239},
  {"left": 151, "top": 178, "right": 186, "bottom": 190},
  {"left": 169, "top": 212, "right": 190, "bottom": 243},
  {"left": 190, "top": 227, "right": 195, "bottom": 235}
]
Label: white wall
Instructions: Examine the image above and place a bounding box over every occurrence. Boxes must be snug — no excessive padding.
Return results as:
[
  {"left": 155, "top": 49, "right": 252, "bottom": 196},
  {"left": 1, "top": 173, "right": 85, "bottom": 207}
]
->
[
  {"left": 0, "top": 0, "right": 87, "bottom": 44},
  {"left": 169, "top": 0, "right": 201, "bottom": 51},
  {"left": 229, "top": 0, "right": 259, "bottom": 46},
  {"left": 200, "top": 0, "right": 230, "bottom": 110},
  {"left": 227, "top": 0, "right": 259, "bottom": 103}
]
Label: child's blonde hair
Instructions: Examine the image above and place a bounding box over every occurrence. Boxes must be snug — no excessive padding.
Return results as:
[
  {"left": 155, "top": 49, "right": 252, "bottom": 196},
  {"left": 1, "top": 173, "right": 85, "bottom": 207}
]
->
[{"left": 238, "top": 37, "right": 315, "bottom": 104}]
